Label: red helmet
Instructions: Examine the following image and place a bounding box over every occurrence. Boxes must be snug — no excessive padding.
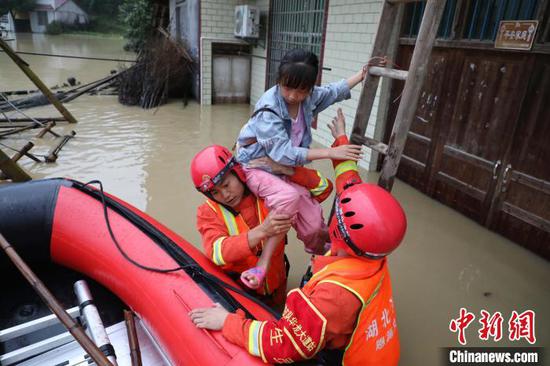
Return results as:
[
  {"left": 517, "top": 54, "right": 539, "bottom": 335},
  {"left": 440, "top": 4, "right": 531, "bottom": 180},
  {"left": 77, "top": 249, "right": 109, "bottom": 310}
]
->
[
  {"left": 190, "top": 145, "right": 245, "bottom": 193},
  {"left": 329, "top": 183, "right": 406, "bottom": 258}
]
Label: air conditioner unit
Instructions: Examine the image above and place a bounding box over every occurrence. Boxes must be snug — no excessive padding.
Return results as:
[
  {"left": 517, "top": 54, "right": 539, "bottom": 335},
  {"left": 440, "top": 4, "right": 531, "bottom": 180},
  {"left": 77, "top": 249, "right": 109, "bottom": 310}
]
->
[{"left": 234, "top": 5, "right": 259, "bottom": 38}]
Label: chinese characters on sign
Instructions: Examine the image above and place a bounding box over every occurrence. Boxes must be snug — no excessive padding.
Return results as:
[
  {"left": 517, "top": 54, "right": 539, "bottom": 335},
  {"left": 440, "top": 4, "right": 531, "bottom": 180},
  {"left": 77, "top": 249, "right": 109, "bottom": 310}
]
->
[
  {"left": 495, "top": 21, "right": 538, "bottom": 50},
  {"left": 449, "top": 308, "right": 536, "bottom": 345}
]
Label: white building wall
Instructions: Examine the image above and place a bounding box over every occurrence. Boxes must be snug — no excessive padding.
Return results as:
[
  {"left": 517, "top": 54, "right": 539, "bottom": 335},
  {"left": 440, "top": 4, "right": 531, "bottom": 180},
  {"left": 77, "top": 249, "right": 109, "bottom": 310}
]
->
[
  {"left": 54, "top": 1, "right": 89, "bottom": 24},
  {"left": 313, "top": 0, "right": 384, "bottom": 170},
  {"left": 29, "top": 11, "right": 50, "bottom": 33},
  {"left": 249, "top": 0, "right": 269, "bottom": 106},
  {"left": 0, "top": 12, "right": 16, "bottom": 33},
  {"left": 30, "top": 0, "right": 88, "bottom": 33},
  {"left": 200, "top": 0, "right": 254, "bottom": 105}
]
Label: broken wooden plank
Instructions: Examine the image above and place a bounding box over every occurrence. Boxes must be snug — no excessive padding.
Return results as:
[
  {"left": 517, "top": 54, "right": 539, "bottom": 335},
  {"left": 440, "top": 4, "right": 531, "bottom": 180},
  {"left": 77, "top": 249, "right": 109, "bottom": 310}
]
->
[
  {"left": 0, "top": 149, "right": 32, "bottom": 181},
  {"left": 36, "top": 122, "right": 60, "bottom": 138},
  {"left": 0, "top": 122, "right": 41, "bottom": 129},
  {"left": 0, "top": 124, "right": 38, "bottom": 137},
  {"left": 0, "top": 117, "right": 67, "bottom": 123},
  {"left": 45, "top": 131, "right": 76, "bottom": 163},
  {"left": 0, "top": 142, "right": 39, "bottom": 180}
]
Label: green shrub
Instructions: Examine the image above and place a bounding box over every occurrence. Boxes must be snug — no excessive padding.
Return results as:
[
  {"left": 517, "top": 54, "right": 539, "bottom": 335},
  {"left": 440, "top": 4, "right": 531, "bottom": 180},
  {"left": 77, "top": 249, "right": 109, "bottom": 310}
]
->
[
  {"left": 119, "top": 0, "right": 154, "bottom": 52},
  {"left": 45, "top": 21, "right": 63, "bottom": 35}
]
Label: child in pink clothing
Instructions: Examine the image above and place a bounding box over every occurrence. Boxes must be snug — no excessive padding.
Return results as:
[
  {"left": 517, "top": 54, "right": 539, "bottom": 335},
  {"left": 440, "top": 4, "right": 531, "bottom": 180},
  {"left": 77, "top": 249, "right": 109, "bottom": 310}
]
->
[{"left": 236, "top": 49, "right": 373, "bottom": 290}]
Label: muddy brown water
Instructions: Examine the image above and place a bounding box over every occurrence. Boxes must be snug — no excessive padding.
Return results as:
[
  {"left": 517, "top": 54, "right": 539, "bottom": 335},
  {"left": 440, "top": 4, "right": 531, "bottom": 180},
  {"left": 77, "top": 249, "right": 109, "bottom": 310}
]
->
[{"left": 1, "top": 34, "right": 548, "bottom": 365}]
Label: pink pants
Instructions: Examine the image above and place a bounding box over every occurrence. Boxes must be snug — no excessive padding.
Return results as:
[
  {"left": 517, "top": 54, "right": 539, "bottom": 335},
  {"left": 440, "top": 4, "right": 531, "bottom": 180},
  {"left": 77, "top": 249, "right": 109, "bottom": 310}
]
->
[{"left": 244, "top": 167, "right": 327, "bottom": 253}]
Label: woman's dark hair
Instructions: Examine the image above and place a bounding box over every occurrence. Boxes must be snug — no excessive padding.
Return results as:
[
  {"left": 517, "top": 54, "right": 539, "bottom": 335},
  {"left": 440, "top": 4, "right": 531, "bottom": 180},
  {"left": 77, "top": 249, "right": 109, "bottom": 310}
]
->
[{"left": 277, "top": 49, "right": 319, "bottom": 91}]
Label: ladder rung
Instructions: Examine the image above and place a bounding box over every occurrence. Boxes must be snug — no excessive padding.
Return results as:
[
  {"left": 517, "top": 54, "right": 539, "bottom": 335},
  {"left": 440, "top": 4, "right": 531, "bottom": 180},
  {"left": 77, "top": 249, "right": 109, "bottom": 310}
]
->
[
  {"left": 0, "top": 331, "right": 74, "bottom": 365},
  {"left": 368, "top": 66, "right": 408, "bottom": 81},
  {"left": 353, "top": 134, "right": 388, "bottom": 155},
  {"left": 0, "top": 306, "right": 79, "bottom": 342}
]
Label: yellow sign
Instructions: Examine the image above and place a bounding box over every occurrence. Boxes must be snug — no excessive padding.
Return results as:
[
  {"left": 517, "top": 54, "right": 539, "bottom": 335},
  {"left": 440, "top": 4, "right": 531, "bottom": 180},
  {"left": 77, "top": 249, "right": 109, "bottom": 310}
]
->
[{"left": 495, "top": 21, "right": 538, "bottom": 50}]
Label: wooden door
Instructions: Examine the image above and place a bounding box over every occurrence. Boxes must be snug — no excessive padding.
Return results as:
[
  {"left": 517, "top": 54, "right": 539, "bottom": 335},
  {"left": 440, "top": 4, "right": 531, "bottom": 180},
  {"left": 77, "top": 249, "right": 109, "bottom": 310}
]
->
[
  {"left": 487, "top": 55, "right": 550, "bottom": 259},
  {"left": 428, "top": 51, "right": 532, "bottom": 222}
]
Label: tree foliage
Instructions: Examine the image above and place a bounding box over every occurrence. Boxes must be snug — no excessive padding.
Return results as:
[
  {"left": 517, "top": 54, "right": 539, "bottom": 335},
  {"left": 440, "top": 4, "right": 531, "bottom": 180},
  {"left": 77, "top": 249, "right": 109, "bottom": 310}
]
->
[
  {"left": 76, "top": 0, "right": 124, "bottom": 17},
  {"left": 118, "top": 0, "right": 154, "bottom": 52},
  {"left": 0, "top": 0, "right": 36, "bottom": 15}
]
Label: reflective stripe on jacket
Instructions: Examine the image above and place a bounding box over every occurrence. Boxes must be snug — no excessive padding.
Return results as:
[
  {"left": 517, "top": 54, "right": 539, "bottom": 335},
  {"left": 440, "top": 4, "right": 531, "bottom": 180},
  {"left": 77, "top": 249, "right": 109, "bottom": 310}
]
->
[{"left": 205, "top": 198, "right": 286, "bottom": 296}]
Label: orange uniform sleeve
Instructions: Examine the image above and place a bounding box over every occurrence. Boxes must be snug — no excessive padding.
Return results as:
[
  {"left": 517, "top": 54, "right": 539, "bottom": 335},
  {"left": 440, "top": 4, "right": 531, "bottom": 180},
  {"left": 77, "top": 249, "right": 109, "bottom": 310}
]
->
[
  {"left": 288, "top": 166, "right": 333, "bottom": 203},
  {"left": 222, "top": 283, "right": 361, "bottom": 363},
  {"left": 196, "top": 204, "right": 255, "bottom": 266},
  {"left": 332, "top": 135, "right": 362, "bottom": 194}
]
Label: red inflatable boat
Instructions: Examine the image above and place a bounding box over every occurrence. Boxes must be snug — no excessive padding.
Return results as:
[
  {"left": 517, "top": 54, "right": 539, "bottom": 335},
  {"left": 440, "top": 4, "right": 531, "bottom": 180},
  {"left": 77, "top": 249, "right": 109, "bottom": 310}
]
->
[{"left": 0, "top": 178, "right": 276, "bottom": 365}]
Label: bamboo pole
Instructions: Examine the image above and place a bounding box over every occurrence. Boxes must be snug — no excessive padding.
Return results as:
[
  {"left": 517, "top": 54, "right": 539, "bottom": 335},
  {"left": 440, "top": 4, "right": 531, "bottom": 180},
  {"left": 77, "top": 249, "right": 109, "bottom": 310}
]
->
[
  {"left": 0, "top": 38, "right": 78, "bottom": 124},
  {"left": 124, "top": 310, "right": 142, "bottom": 366},
  {"left": 0, "top": 233, "right": 112, "bottom": 366},
  {"left": 0, "top": 149, "right": 32, "bottom": 181}
]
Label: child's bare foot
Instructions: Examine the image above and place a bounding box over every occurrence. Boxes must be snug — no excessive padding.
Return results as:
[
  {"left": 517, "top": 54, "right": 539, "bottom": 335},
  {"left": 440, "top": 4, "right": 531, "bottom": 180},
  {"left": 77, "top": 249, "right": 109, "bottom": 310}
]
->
[{"left": 240, "top": 266, "right": 266, "bottom": 289}]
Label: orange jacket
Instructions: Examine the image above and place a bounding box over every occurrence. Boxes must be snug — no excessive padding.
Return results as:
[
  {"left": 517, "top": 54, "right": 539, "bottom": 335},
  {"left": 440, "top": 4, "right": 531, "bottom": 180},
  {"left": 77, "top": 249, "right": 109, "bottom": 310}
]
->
[
  {"left": 196, "top": 194, "right": 286, "bottom": 300},
  {"left": 303, "top": 257, "right": 400, "bottom": 366},
  {"left": 289, "top": 166, "right": 333, "bottom": 203}
]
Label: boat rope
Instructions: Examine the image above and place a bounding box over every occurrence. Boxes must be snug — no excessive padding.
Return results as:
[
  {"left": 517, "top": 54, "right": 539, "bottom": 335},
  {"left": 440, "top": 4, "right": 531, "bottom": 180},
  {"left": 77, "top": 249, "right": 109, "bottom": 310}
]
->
[
  {"left": 80, "top": 180, "right": 279, "bottom": 318},
  {"left": 0, "top": 49, "right": 136, "bottom": 63}
]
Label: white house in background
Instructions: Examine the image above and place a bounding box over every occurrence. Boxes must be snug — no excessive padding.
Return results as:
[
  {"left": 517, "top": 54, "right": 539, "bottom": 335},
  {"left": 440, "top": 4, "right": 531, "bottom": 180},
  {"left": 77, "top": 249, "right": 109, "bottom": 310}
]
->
[
  {"left": 29, "top": 0, "right": 89, "bottom": 33},
  {"left": 0, "top": 12, "right": 16, "bottom": 35}
]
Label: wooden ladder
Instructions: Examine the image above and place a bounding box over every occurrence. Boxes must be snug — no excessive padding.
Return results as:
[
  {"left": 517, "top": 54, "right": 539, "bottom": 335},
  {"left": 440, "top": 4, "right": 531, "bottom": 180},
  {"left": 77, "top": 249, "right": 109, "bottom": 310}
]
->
[{"left": 350, "top": 0, "right": 447, "bottom": 191}]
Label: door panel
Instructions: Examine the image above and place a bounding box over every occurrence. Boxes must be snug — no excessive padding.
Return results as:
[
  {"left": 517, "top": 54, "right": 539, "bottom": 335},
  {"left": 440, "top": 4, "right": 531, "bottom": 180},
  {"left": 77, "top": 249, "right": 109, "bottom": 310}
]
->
[
  {"left": 489, "top": 57, "right": 550, "bottom": 259},
  {"left": 431, "top": 52, "right": 530, "bottom": 222}
]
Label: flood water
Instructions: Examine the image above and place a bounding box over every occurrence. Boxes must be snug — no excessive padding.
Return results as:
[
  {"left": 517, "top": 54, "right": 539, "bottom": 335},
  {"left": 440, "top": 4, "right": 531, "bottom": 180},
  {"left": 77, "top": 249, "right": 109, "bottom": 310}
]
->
[{"left": 1, "top": 34, "right": 548, "bottom": 365}]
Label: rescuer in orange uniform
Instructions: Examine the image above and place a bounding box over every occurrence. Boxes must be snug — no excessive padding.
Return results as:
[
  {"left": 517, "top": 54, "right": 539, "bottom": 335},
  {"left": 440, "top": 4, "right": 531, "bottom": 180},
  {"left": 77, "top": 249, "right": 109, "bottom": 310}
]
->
[
  {"left": 190, "top": 108, "right": 407, "bottom": 365},
  {"left": 191, "top": 145, "right": 334, "bottom": 308}
]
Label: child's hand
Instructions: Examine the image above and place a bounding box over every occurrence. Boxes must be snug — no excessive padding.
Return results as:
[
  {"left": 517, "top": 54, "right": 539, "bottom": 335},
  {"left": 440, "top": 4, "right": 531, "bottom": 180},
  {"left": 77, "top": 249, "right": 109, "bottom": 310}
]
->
[
  {"left": 189, "top": 303, "right": 229, "bottom": 330},
  {"left": 329, "top": 144, "right": 363, "bottom": 161},
  {"left": 328, "top": 108, "right": 346, "bottom": 139}
]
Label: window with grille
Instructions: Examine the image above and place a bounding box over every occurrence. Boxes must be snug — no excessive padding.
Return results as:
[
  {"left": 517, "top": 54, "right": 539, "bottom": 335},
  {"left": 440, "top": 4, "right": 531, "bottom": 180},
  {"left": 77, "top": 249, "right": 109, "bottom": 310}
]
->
[
  {"left": 402, "top": 0, "right": 546, "bottom": 44},
  {"left": 266, "top": 0, "right": 327, "bottom": 89}
]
